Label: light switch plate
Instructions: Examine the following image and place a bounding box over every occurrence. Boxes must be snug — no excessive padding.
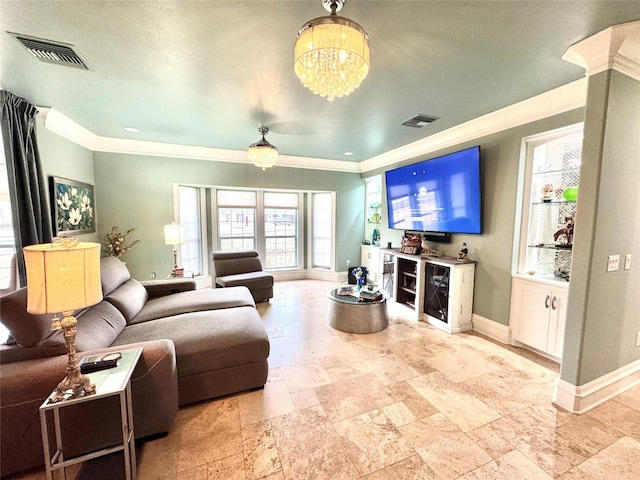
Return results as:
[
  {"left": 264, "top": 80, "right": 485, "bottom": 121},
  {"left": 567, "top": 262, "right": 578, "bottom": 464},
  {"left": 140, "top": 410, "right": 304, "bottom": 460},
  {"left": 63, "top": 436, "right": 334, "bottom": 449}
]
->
[
  {"left": 607, "top": 255, "right": 620, "bottom": 272},
  {"left": 624, "top": 254, "right": 631, "bottom": 270}
]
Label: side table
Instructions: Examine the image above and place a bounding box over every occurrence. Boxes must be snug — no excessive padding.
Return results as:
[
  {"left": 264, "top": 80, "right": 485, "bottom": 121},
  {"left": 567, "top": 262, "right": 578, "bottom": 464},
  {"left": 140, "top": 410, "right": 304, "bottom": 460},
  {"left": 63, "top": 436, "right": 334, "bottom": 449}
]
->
[{"left": 39, "top": 347, "right": 143, "bottom": 480}]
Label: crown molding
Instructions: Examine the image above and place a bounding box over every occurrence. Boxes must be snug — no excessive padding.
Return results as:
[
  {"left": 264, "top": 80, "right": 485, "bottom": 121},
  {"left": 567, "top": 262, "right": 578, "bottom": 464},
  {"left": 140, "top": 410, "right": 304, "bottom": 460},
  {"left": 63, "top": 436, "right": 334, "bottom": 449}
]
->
[
  {"left": 40, "top": 79, "right": 588, "bottom": 176},
  {"left": 562, "top": 20, "right": 640, "bottom": 81},
  {"left": 360, "top": 78, "right": 587, "bottom": 173}
]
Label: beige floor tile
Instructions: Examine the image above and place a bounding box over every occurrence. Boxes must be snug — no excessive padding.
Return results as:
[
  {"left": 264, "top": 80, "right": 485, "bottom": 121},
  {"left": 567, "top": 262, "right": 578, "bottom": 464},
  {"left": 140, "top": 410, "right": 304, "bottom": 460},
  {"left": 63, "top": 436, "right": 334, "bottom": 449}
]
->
[
  {"left": 614, "top": 383, "right": 640, "bottom": 411},
  {"left": 466, "top": 417, "right": 520, "bottom": 460},
  {"left": 238, "top": 380, "right": 296, "bottom": 427},
  {"left": 208, "top": 453, "right": 246, "bottom": 480},
  {"left": 471, "top": 449, "right": 553, "bottom": 479},
  {"left": 422, "top": 342, "right": 501, "bottom": 383},
  {"left": 349, "top": 352, "right": 421, "bottom": 385},
  {"left": 241, "top": 420, "right": 282, "bottom": 480},
  {"left": 460, "top": 369, "right": 538, "bottom": 416},
  {"left": 270, "top": 405, "right": 360, "bottom": 479},
  {"left": 137, "top": 398, "right": 242, "bottom": 479},
  {"left": 314, "top": 372, "right": 395, "bottom": 422},
  {"left": 556, "top": 414, "right": 624, "bottom": 455},
  {"left": 381, "top": 401, "right": 418, "bottom": 428},
  {"left": 587, "top": 398, "right": 640, "bottom": 440},
  {"left": 407, "top": 372, "right": 502, "bottom": 432},
  {"left": 363, "top": 454, "right": 439, "bottom": 480},
  {"left": 399, "top": 413, "right": 492, "bottom": 480},
  {"left": 289, "top": 388, "right": 320, "bottom": 410},
  {"left": 570, "top": 436, "right": 640, "bottom": 480},
  {"left": 333, "top": 408, "right": 416, "bottom": 475},
  {"left": 279, "top": 361, "right": 333, "bottom": 393},
  {"left": 387, "top": 380, "right": 439, "bottom": 420}
]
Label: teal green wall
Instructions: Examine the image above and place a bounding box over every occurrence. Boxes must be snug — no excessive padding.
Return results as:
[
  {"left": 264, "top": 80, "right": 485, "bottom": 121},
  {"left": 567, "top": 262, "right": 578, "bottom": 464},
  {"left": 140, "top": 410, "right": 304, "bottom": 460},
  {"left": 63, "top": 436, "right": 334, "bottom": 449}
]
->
[
  {"left": 35, "top": 114, "right": 98, "bottom": 243},
  {"left": 366, "top": 109, "right": 585, "bottom": 325},
  {"left": 92, "top": 153, "right": 364, "bottom": 280},
  {"left": 561, "top": 70, "right": 640, "bottom": 386}
]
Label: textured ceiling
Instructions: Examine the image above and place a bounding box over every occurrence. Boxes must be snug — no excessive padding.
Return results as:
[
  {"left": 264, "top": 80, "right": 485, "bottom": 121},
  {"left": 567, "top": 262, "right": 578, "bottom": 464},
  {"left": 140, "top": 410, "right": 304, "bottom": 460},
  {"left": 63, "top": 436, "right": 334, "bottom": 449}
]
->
[{"left": 1, "top": 1, "right": 639, "bottom": 163}]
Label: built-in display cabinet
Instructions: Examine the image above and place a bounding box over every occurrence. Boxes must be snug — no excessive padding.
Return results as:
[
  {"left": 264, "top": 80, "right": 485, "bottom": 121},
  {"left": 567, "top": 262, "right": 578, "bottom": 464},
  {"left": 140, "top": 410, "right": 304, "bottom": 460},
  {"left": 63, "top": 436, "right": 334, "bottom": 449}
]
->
[{"left": 510, "top": 124, "right": 582, "bottom": 359}]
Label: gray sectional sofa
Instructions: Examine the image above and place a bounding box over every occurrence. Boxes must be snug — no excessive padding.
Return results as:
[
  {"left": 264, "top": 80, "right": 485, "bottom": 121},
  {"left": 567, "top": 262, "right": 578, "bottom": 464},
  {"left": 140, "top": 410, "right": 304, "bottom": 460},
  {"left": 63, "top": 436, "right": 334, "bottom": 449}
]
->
[
  {"left": 0, "top": 256, "right": 270, "bottom": 477},
  {"left": 211, "top": 249, "right": 274, "bottom": 302}
]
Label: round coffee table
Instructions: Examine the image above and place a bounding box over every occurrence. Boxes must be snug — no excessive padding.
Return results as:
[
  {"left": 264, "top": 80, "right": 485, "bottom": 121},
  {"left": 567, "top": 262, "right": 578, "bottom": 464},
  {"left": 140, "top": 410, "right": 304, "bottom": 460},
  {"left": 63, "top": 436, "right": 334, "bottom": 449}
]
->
[{"left": 327, "top": 288, "right": 389, "bottom": 334}]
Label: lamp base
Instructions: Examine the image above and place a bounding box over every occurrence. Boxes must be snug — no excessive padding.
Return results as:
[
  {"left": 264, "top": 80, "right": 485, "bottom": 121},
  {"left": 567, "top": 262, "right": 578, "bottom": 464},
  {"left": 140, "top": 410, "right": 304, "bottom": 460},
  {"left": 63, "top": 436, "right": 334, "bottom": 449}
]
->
[
  {"left": 48, "top": 311, "right": 96, "bottom": 403},
  {"left": 49, "top": 366, "right": 96, "bottom": 403}
]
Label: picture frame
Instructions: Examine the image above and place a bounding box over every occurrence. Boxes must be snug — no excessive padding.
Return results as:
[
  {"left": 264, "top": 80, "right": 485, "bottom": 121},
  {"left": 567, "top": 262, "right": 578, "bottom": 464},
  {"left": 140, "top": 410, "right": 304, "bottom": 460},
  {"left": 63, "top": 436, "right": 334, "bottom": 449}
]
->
[{"left": 50, "top": 176, "right": 96, "bottom": 235}]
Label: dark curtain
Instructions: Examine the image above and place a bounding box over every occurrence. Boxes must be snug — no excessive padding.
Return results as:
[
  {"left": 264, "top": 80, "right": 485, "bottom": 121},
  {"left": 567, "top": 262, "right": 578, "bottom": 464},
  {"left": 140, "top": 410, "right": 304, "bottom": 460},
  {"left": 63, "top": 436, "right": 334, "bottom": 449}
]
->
[{"left": 0, "top": 90, "right": 53, "bottom": 286}]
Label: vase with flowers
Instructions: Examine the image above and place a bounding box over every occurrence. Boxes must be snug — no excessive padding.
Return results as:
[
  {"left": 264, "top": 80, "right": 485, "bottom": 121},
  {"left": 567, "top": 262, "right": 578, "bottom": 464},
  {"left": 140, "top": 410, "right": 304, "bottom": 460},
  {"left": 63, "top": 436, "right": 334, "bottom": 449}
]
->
[
  {"left": 353, "top": 266, "right": 367, "bottom": 292},
  {"left": 104, "top": 225, "right": 139, "bottom": 260}
]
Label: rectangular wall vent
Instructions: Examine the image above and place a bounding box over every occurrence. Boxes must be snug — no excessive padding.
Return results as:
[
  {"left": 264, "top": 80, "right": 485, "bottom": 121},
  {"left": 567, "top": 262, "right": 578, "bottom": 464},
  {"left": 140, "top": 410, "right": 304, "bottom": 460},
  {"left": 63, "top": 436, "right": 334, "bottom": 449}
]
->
[
  {"left": 8, "top": 32, "right": 89, "bottom": 70},
  {"left": 402, "top": 114, "right": 439, "bottom": 128}
]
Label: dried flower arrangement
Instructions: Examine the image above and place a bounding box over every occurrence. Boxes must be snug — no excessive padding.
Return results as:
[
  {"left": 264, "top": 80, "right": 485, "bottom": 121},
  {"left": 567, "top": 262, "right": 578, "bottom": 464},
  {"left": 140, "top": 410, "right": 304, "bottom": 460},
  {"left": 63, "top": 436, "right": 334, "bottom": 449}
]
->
[{"left": 104, "top": 226, "right": 139, "bottom": 259}]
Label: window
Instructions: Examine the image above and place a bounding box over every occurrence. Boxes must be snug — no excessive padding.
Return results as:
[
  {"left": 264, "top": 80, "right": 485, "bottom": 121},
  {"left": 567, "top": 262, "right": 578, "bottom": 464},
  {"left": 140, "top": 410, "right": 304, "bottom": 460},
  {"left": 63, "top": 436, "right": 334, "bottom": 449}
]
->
[
  {"left": 178, "top": 185, "right": 202, "bottom": 275},
  {"left": 217, "top": 190, "right": 256, "bottom": 251},
  {"left": 176, "top": 186, "right": 334, "bottom": 273},
  {"left": 0, "top": 137, "right": 15, "bottom": 289},
  {"left": 311, "top": 192, "right": 333, "bottom": 268},
  {"left": 264, "top": 192, "right": 299, "bottom": 268}
]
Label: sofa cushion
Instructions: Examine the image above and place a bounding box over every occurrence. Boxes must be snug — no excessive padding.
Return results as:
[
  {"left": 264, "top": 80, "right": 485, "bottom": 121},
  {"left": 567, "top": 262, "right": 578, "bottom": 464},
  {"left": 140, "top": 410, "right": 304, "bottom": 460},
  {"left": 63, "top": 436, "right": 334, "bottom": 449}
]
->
[
  {"left": 216, "top": 271, "right": 274, "bottom": 289},
  {"left": 75, "top": 301, "right": 127, "bottom": 351},
  {"left": 112, "top": 307, "right": 269, "bottom": 377},
  {"left": 130, "top": 286, "right": 255, "bottom": 325},
  {"left": 0, "top": 288, "right": 56, "bottom": 347},
  {"left": 100, "top": 256, "right": 131, "bottom": 296},
  {"left": 105, "top": 279, "right": 148, "bottom": 322}
]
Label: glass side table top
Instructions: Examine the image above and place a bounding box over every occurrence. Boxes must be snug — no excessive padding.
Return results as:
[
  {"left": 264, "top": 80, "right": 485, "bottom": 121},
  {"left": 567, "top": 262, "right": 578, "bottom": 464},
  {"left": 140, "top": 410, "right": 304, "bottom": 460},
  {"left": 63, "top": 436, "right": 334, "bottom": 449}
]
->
[
  {"left": 40, "top": 347, "right": 143, "bottom": 409},
  {"left": 328, "top": 287, "right": 389, "bottom": 305}
]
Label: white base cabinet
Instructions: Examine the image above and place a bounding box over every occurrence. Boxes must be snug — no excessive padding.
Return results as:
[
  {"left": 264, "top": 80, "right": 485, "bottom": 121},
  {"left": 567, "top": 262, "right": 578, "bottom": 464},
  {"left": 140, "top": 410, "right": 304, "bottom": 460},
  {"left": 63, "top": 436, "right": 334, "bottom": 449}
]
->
[{"left": 510, "top": 276, "right": 568, "bottom": 359}]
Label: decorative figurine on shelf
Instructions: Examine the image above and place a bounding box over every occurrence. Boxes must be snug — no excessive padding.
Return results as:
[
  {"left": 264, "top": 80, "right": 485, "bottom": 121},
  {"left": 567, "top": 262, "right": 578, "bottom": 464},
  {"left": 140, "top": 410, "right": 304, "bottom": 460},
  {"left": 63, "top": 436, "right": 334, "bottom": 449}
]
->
[
  {"left": 553, "top": 216, "right": 575, "bottom": 246},
  {"left": 353, "top": 266, "right": 367, "bottom": 291},
  {"left": 542, "top": 184, "right": 554, "bottom": 202},
  {"left": 458, "top": 243, "right": 468, "bottom": 260},
  {"left": 372, "top": 227, "right": 380, "bottom": 246}
]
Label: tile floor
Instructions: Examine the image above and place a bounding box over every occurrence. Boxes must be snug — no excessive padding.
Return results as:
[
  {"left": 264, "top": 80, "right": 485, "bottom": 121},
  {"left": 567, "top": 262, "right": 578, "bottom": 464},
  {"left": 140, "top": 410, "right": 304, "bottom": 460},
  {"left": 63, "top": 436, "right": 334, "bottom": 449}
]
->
[{"left": 10, "top": 280, "right": 640, "bottom": 479}]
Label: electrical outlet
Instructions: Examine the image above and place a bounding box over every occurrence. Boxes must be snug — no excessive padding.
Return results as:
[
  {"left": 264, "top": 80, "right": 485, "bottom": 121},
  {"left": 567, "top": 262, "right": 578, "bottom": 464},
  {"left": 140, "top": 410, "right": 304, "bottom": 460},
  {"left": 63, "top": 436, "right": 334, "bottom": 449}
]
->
[
  {"left": 346, "top": 259, "right": 350, "bottom": 267},
  {"left": 607, "top": 255, "right": 619, "bottom": 272},
  {"left": 624, "top": 254, "right": 631, "bottom": 270},
  {"left": 636, "top": 332, "right": 640, "bottom": 348}
]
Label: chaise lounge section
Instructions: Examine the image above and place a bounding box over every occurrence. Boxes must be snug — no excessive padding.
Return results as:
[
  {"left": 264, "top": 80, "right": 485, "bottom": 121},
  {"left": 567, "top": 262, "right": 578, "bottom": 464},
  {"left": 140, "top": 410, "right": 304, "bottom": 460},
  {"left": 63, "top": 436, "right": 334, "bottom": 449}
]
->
[{"left": 0, "top": 256, "right": 270, "bottom": 476}]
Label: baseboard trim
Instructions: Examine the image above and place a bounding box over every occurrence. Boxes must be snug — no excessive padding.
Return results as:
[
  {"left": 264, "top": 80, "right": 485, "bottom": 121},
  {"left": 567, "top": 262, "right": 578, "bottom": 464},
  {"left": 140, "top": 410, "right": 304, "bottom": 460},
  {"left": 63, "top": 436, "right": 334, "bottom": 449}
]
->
[
  {"left": 471, "top": 314, "right": 511, "bottom": 344},
  {"left": 553, "top": 358, "right": 640, "bottom": 414}
]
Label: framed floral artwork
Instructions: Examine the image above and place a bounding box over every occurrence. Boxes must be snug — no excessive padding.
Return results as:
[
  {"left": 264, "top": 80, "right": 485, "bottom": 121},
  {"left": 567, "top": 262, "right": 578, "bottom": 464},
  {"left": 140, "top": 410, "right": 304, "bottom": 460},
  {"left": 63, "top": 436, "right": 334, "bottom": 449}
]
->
[{"left": 50, "top": 176, "right": 96, "bottom": 235}]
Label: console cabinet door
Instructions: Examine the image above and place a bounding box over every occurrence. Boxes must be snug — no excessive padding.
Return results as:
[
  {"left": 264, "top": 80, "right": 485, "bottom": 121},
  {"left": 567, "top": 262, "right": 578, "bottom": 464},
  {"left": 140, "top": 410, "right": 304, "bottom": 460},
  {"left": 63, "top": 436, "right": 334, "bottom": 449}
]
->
[
  {"left": 512, "top": 279, "right": 551, "bottom": 352},
  {"left": 510, "top": 277, "right": 568, "bottom": 359}
]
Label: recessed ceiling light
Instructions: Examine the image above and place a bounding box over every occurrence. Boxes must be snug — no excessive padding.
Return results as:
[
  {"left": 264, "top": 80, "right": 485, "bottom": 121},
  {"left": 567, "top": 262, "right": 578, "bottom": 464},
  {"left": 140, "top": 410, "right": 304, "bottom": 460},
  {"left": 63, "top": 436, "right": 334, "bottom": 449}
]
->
[
  {"left": 343, "top": 151, "right": 354, "bottom": 156},
  {"left": 123, "top": 127, "right": 139, "bottom": 133}
]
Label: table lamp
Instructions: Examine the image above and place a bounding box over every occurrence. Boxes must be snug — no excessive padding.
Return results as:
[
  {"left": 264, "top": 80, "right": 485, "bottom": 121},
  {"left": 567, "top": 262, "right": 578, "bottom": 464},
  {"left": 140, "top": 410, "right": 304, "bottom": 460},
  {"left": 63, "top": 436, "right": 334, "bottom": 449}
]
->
[
  {"left": 164, "top": 223, "right": 184, "bottom": 276},
  {"left": 23, "top": 240, "right": 103, "bottom": 403}
]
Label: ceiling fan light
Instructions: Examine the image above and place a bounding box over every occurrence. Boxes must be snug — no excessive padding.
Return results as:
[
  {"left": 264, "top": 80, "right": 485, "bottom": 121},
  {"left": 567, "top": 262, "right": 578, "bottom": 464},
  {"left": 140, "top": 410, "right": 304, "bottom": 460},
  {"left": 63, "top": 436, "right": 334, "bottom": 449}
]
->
[
  {"left": 248, "top": 127, "right": 278, "bottom": 170},
  {"left": 294, "top": 0, "right": 369, "bottom": 101}
]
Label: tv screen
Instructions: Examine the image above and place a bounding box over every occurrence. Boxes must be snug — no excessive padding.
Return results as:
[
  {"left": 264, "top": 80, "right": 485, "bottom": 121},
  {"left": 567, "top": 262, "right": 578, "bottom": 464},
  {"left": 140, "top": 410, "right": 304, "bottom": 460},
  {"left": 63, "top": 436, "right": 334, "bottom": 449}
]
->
[{"left": 385, "top": 146, "right": 482, "bottom": 234}]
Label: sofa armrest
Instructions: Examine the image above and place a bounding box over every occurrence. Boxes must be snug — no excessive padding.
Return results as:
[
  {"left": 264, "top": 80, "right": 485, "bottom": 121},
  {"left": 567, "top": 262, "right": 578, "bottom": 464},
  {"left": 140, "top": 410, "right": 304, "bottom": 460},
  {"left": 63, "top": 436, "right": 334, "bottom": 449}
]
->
[
  {"left": 140, "top": 278, "right": 197, "bottom": 299},
  {"left": 0, "top": 340, "right": 178, "bottom": 477}
]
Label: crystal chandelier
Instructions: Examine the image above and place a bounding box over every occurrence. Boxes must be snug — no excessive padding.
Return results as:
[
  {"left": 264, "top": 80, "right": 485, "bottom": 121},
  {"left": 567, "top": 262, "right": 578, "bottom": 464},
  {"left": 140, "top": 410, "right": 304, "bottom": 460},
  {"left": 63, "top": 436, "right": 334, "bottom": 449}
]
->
[
  {"left": 294, "top": 0, "right": 369, "bottom": 101},
  {"left": 248, "top": 127, "right": 278, "bottom": 170}
]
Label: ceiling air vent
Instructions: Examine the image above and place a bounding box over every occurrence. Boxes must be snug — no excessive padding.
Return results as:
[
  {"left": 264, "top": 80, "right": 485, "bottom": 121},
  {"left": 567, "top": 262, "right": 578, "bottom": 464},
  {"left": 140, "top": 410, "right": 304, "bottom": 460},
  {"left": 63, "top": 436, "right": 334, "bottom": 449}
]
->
[
  {"left": 9, "top": 32, "right": 89, "bottom": 70},
  {"left": 402, "top": 114, "right": 439, "bottom": 128}
]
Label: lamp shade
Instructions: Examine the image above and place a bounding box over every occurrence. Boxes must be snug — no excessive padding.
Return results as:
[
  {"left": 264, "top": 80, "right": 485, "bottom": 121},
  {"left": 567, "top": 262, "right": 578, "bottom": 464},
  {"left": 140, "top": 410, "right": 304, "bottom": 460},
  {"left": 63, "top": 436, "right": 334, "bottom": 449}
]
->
[
  {"left": 23, "top": 242, "right": 102, "bottom": 315},
  {"left": 164, "top": 223, "right": 184, "bottom": 246}
]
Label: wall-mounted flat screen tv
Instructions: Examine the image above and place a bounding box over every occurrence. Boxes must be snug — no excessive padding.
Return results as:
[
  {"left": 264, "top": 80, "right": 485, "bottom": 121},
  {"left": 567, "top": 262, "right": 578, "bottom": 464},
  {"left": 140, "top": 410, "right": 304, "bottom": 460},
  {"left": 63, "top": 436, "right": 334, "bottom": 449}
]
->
[{"left": 385, "top": 146, "right": 482, "bottom": 234}]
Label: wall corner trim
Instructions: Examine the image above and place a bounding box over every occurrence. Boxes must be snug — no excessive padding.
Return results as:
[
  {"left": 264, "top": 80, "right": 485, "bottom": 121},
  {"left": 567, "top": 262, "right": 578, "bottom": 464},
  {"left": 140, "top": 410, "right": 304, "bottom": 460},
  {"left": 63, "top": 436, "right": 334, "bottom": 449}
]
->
[{"left": 553, "top": 358, "right": 640, "bottom": 414}]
